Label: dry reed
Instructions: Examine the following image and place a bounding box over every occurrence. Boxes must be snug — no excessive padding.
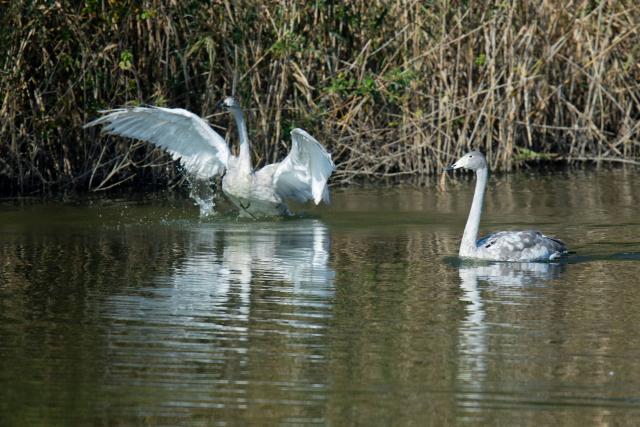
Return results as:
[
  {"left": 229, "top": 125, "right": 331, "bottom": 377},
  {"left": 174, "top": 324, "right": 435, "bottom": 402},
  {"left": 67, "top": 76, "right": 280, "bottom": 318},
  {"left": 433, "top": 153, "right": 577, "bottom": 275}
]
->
[{"left": 1, "top": 0, "right": 640, "bottom": 194}]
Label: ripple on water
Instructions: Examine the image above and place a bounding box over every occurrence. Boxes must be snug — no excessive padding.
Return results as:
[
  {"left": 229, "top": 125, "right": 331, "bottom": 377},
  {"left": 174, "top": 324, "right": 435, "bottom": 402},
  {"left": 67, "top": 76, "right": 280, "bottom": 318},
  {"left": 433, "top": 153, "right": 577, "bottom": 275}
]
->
[{"left": 2, "top": 169, "right": 640, "bottom": 426}]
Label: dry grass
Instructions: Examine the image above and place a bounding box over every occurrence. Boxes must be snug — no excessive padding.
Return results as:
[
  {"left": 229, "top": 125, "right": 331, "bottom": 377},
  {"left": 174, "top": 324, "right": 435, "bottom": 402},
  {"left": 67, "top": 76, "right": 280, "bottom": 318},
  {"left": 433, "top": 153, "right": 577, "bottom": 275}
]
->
[{"left": 1, "top": 0, "right": 640, "bottom": 194}]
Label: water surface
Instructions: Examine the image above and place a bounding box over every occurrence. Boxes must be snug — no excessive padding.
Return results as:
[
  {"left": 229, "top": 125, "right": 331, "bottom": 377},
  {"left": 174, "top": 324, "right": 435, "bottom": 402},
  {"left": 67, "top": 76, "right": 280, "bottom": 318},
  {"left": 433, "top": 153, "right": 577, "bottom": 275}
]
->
[{"left": 1, "top": 168, "right": 640, "bottom": 426}]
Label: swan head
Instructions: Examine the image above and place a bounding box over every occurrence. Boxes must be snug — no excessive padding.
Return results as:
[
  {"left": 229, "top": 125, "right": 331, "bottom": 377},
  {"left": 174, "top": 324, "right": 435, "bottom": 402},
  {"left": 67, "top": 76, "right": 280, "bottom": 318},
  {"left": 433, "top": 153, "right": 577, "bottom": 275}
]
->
[
  {"left": 221, "top": 96, "right": 241, "bottom": 111},
  {"left": 445, "top": 151, "right": 486, "bottom": 171}
]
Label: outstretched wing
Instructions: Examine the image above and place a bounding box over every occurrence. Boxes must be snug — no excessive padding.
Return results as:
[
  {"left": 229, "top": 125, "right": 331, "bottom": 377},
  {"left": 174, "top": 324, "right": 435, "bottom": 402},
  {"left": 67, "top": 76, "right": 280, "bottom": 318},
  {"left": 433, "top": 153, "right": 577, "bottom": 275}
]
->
[
  {"left": 84, "top": 107, "right": 232, "bottom": 179},
  {"left": 273, "top": 129, "right": 335, "bottom": 205}
]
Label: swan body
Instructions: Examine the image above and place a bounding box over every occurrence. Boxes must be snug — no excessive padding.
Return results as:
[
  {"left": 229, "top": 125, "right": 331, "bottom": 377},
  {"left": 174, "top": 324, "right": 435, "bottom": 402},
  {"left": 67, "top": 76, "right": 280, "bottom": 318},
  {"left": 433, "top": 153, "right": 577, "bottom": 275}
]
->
[
  {"left": 84, "top": 97, "right": 335, "bottom": 218},
  {"left": 221, "top": 158, "right": 289, "bottom": 216},
  {"left": 446, "top": 151, "right": 572, "bottom": 262}
]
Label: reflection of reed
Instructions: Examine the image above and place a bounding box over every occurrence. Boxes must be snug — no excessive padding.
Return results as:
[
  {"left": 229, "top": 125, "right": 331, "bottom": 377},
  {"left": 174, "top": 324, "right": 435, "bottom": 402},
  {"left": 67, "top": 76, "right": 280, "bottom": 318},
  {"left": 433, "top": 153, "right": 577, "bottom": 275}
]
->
[
  {"left": 0, "top": 228, "right": 190, "bottom": 317},
  {"left": 0, "top": 226, "right": 195, "bottom": 425}
]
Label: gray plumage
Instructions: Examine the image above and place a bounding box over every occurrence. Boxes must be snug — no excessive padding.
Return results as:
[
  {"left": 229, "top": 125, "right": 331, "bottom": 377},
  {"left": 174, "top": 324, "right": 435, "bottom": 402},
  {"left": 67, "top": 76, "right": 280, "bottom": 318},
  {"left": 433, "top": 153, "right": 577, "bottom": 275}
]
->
[
  {"left": 84, "top": 96, "right": 335, "bottom": 218},
  {"left": 446, "top": 151, "right": 573, "bottom": 261}
]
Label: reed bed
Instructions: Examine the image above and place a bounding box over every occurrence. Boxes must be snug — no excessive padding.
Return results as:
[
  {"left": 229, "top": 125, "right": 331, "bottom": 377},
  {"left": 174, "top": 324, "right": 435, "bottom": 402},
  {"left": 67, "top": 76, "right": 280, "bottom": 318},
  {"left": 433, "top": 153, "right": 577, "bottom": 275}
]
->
[{"left": 1, "top": 0, "right": 640, "bottom": 194}]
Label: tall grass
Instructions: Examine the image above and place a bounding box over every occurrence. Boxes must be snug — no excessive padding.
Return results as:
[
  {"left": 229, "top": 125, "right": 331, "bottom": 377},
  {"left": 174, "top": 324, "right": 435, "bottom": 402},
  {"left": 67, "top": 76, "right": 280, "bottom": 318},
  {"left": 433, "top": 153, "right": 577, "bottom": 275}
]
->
[{"left": 2, "top": 0, "right": 640, "bottom": 194}]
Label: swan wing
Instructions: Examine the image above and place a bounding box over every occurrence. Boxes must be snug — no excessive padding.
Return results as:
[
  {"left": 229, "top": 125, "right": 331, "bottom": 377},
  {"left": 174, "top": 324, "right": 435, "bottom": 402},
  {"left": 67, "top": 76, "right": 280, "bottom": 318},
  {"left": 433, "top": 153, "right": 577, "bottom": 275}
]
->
[
  {"left": 479, "top": 230, "right": 570, "bottom": 260},
  {"left": 273, "top": 128, "right": 335, "bottom": 204},
  {"left": 85, "top": 107, "right": 232, "bottom": 179}
]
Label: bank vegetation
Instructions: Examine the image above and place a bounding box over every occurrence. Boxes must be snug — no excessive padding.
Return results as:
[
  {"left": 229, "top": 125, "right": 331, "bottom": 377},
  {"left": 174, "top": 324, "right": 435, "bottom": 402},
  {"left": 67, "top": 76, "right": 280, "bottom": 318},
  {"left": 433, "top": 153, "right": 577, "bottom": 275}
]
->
[{"left": 1, "top": 0, "right": 640, "bottom": 193}]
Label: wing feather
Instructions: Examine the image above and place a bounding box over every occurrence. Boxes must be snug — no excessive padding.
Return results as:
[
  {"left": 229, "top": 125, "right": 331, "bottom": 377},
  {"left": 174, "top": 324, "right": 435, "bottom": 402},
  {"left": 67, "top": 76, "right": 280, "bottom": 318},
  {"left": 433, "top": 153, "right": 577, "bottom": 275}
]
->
[
  {"left": 273, "top": 129, "right": 335, "bottom": 205},
  {"left": 85, "top": 107, "right": 232, "bottom": 179}
]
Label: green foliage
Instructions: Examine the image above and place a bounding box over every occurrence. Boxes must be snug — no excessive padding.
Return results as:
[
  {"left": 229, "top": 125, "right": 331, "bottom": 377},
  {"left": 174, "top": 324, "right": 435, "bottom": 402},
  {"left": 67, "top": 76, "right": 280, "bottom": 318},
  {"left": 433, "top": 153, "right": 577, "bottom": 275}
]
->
[
  {"left": 119, "top": 51, "right": 133, "bottom": 70},
  {"left": 383, "top": 68, "right": 416, "bottom": 103},
  {"left": 270, "top": 33, "right": 307, "bottom": 57},
  {"left": 139, "top": 10, "right": 157, "bottom": 20},
  {"left": 326, "top": 67, "right": 416, "bottom": 103},
  {"left": 81, "top": 0, "right": 99, "bottom": 15},
  {"left": 513, "top": 146, "right": 559, "bottom": 161}
]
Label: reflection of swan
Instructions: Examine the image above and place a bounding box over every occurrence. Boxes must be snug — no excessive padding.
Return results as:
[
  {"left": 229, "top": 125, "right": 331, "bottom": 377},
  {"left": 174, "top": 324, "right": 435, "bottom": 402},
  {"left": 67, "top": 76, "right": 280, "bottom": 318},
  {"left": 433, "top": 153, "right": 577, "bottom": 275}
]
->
[
  {"left": 108, "top": 220, "right": 334, "bottom": 327},
  {"left": 170, "top": 221, "right": 335, "bottom": 316},
  {"left": 461, "top": 262, "right": 566, "bottom": 287},
  {"left": 455, "top": 262, "right": 565, "bottom": 412},
  {"left": 99, "top": 220, "right": 334, "bottom": 411},
  {"left": 85, "top": 97, "right": 335, "bottom": 217},
  {"left": 445, "top": 151, "right": 572, "bottom": 261}
]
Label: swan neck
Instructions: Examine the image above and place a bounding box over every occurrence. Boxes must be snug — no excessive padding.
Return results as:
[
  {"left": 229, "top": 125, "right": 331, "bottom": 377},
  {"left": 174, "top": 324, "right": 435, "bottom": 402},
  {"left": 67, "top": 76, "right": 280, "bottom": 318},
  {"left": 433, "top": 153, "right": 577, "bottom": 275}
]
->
[
  {"left": 460, "top": 167, "right": 488, "bottom": 256},
  {"left": 231, "top": 108, "right": 252, "bottom": 173}
]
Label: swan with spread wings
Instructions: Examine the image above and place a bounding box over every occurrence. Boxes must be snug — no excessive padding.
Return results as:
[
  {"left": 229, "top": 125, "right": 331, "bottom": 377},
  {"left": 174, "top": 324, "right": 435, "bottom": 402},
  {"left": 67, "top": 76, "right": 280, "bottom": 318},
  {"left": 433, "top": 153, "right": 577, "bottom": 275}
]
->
[{"left": 85, "top": 97, "right": 335, "bottom": 218}]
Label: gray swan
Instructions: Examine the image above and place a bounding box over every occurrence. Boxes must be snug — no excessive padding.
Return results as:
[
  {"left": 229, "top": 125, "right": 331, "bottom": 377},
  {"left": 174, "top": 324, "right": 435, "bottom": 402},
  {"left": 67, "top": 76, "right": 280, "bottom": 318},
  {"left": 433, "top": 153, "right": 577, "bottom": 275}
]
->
[
  {"left": 446, "top": 151, "right": 573, "bottom": 261},
  {"left": 85, "top": 96, "right": 335, "bottom": 218}
]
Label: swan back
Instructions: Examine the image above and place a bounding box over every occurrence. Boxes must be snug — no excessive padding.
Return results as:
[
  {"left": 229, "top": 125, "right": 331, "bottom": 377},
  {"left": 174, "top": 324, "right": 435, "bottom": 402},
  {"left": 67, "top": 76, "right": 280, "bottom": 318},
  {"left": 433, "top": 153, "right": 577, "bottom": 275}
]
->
[{"left": 474, "top": 230, "right": 572, "bottom": 261}]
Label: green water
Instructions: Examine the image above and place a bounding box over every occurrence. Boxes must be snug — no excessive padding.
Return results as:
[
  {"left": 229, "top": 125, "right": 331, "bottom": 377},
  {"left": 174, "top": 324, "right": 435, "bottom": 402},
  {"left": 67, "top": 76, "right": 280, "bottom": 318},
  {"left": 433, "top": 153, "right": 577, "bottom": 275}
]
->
[{"left": 1, "top": 168, "right": 640, "bottom": 426}]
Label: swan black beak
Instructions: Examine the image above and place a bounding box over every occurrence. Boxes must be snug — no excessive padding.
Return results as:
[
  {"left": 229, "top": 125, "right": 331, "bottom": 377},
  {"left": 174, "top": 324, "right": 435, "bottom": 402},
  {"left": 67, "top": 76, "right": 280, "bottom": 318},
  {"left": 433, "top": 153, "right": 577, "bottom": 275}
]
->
[{"left": 445, "top": 165, "right": 455, "bottom": 171}]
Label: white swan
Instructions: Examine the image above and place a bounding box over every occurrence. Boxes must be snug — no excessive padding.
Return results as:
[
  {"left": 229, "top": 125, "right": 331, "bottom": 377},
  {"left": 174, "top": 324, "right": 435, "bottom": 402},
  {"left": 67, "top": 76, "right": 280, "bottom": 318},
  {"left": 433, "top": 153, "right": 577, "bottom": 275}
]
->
[
  {"left": 84, "top": 97, "right": 335, "bottom": 218},
  {"left": 445, "top": 151, "right": 573, "bottom": 261}
]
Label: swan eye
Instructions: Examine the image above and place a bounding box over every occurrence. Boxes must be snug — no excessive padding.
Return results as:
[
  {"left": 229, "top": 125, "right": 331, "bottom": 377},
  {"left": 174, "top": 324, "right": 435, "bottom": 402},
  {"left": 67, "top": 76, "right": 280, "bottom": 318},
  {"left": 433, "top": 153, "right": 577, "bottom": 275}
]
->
[{"left": 470, "top": 155, "right": 473, "bottom": 158}]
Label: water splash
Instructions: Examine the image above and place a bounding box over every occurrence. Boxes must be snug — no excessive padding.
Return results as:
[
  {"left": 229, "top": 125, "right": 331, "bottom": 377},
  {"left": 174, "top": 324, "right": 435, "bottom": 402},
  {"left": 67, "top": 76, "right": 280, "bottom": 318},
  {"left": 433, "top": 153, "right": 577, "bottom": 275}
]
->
[{"left": 187, "top": 177, "right": 218, "bottom": 218}]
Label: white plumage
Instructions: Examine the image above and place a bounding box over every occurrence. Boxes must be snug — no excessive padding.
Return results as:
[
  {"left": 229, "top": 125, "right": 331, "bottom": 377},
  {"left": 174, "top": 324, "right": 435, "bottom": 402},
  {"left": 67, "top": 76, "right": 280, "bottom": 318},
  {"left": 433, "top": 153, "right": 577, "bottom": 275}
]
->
[
  {"left": 446, "top": 151, "right": 573, "bottom": 262},
  {"left": 85, "top": 97, "right": 335, "bottom": 217},
  {"left": 273, "top": 129, "right": 333, "bottom": 205}
]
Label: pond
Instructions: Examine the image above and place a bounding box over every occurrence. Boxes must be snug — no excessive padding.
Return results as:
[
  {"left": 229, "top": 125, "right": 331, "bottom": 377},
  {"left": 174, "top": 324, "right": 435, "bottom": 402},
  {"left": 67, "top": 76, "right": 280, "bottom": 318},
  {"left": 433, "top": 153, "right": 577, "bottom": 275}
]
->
[{"left": 1, "top": 167, "right": 640, "bottom": 426}]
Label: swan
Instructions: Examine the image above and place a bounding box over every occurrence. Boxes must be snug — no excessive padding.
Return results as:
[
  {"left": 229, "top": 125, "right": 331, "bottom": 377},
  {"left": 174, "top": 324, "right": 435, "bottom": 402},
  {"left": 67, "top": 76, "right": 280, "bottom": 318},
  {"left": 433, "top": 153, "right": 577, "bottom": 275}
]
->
[
  {"left": 445, "top": 151, "right": 573, "bottom": 261},
  {"left": 84, "top": 96, "right": 335, "bottom": 218}
]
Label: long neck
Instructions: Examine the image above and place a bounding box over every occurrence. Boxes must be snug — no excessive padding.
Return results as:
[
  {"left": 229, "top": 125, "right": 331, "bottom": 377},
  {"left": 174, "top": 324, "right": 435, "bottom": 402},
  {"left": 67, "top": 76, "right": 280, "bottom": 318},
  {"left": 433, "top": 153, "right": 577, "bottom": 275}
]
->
[
  {"left": 460, "top": 167, "right": 488, "bottom": 256},
  {"left": 230, "top": 108, "right": 252, "bottom": 174}
]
